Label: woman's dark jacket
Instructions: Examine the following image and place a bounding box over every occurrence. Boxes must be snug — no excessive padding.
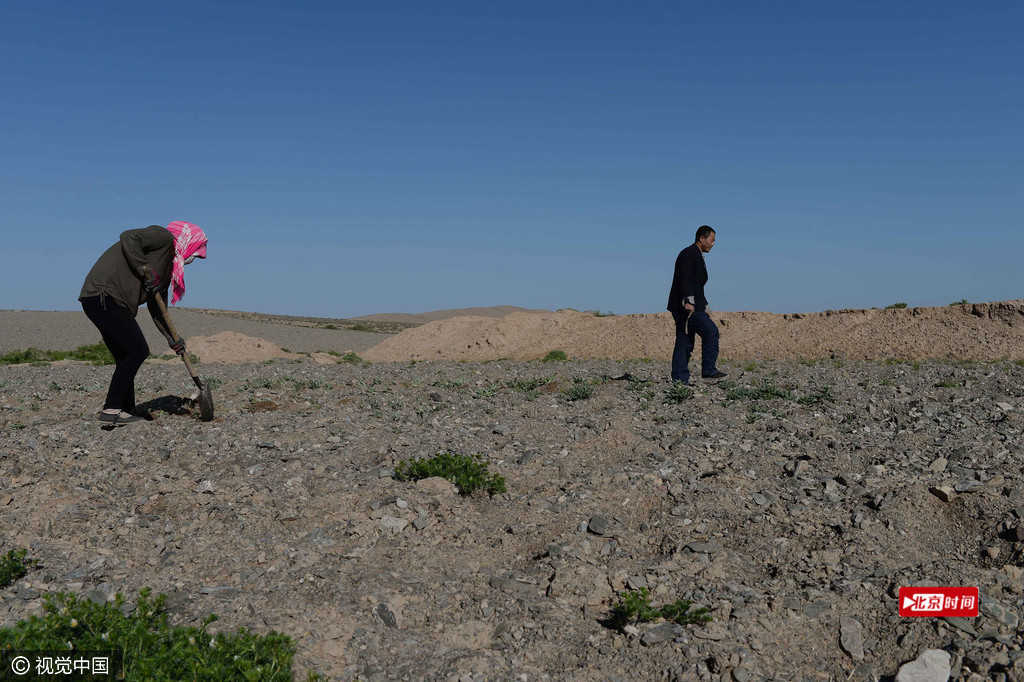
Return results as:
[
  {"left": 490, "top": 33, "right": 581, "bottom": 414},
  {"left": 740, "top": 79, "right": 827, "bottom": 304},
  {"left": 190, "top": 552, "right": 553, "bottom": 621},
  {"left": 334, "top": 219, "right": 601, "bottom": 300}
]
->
[{"left": 79, "top": 226, "right": 175, "bottom": 342}]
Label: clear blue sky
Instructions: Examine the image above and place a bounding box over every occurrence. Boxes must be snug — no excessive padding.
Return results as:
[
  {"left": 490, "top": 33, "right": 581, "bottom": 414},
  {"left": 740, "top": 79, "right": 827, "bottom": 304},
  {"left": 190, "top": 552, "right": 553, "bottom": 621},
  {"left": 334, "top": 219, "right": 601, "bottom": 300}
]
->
[{"left": 2, "top": 0, "right": 1021, "bottom": 316}]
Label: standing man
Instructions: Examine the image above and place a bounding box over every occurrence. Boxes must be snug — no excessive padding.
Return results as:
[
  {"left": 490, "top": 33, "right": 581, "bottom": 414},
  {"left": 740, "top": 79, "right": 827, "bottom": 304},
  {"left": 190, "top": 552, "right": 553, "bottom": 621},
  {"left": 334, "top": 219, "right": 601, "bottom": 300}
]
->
[{"left": 667, "top": 225, "right": 727, "bottom": 384}]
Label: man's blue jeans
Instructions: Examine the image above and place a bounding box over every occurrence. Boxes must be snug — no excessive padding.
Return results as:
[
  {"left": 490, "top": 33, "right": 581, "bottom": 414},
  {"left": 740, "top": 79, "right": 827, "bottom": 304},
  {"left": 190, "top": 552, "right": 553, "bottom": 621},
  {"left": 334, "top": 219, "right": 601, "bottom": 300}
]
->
[{"left": 671, "top": 310, "right": 720, "bottom": 383}]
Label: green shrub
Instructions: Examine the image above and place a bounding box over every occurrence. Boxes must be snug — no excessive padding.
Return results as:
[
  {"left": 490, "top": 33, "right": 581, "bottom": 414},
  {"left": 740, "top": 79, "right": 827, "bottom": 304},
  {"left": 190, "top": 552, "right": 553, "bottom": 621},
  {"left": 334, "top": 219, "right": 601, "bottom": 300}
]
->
[
  {"left": 505, "top": 376, "right": 554, "bottom": 392},
  {"left": 626, "top": 376, "right": 650, "bottom": 392},
  {"left": 664, "top": 382, "right": 693, "bottom": 404},
  {"left": 394, "top": 453, "right": 506, "bottom": 496},
  {"left": 350, "top": 324, "right": 373, "bottom": 332},
  {"left": 67, "top": 343, "right": 115, "bottom": 365},
  {"left": 0, "top": 549, "right": 35, "bottom": 588},
  {"left": 657, "top": 598, "right": 713, "bottom": 626},
  {"left": 339, "top": 352, "right": 363, "bottom": 364},
  {"left": 608, "top": 588, "right": 711, "bottom": 630},
  {"left": 726, "top": 379, "right": 793, "bottom": 402},
  {"left": 323, "top": 324, "right": 338, "bottom": 330},
  {"left": 797, "top": 385, "right": 835, "bottom": 405},
  {"left": 475, "top": 385, "right": 499, "bottom": 398},
  {"left": 0, "top": 348, "right": 45, "bottom": 365},
  {"left": 542, "top": 350, "right": 567, "bottom": 362},
  {"left": 562, "top": 378, "right": 593, "bottom": 401},
  {"left": 1, "top": 344, "right": 114, "bottom": 366},
  {"left": 885, "top": 302, "right": 908, "bottom": 309},
  {"left": 0, "top": 589, "right": 301, "bottom": 681},
  {"left": 949, "top": 299, "right": 969, "bottom": 306},
  {"left": 594, "top": 310, "right": 616, "bottom": 317},
  {"left": 433, "top": 378, "right": 467, "bottom": 390},
  {"left": 933, "top": 380, "right": 958, "bottom": 388}
]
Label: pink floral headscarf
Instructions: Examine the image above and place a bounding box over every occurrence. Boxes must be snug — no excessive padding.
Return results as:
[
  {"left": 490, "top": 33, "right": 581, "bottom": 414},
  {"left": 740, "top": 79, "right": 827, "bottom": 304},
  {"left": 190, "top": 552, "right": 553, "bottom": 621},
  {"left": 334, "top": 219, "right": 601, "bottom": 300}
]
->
[{"left": 165, "top": 221, "right": 208, "bottom": 305}]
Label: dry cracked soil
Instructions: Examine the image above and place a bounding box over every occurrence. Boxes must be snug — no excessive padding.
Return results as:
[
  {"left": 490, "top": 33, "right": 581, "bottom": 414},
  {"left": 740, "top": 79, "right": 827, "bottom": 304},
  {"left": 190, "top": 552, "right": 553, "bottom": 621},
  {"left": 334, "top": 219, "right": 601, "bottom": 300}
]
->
[{"left": 2, "top": 356, "right": 1024, "bottom": 681}]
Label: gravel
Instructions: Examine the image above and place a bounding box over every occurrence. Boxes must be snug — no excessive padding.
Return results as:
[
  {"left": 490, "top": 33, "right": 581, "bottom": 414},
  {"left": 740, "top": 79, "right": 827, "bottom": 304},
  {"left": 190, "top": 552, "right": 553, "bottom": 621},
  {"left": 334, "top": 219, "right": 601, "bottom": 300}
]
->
[{"left": 1, "top": 356, "right": 1023, "bottom": 680}]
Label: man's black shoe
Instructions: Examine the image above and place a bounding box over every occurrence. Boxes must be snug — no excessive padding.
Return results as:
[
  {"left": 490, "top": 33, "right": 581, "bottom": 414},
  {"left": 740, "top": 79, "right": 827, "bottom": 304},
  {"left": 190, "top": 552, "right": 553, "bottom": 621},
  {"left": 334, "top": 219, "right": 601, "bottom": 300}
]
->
[{"left": 702, "top": 371, "right": 728, "bottom": 380}]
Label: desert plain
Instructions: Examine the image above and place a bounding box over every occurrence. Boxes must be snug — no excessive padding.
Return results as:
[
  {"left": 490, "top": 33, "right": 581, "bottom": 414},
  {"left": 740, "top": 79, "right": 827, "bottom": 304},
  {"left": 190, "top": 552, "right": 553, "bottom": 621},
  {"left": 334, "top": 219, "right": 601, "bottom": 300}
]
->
[{"left": 2, "top": 301, "right": 1024, "bottom": 681}]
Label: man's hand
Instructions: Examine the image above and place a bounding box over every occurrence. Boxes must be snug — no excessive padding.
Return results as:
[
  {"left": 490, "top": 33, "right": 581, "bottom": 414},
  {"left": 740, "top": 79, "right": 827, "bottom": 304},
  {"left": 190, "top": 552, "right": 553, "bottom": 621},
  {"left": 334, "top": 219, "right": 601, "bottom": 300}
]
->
[
  {"left": 169, "top": 338, "right": 186, "bottom": 355},
  {"left": 143, "top": 269, "right": 161, "bottom": 292},
  {"left": 684, "top": 302, "right": 695, "bottom": 313}
]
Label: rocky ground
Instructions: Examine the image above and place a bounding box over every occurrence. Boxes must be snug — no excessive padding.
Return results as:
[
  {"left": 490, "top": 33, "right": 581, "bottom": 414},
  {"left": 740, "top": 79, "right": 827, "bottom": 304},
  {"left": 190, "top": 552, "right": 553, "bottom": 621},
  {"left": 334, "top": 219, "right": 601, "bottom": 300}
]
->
[{"left": 1, "top": 356, "right": 1023, "bottom": 681}]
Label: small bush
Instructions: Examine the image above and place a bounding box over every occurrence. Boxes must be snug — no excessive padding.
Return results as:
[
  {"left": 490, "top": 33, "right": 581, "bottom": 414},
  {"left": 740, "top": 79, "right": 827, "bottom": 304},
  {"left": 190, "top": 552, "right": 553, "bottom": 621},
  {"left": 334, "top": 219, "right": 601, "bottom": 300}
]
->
[
  {"left": 726, "top": 379, "right": 793, "bottom": 402},
  {"left": 506, "top": 375, "right": 554, "bottom": 392},
  {"left": 1, "top": 344, "right": 114, "bottom": 366},
  {"left": 395, "top": 453, "right": 506, "bottom": 496},
  {"left": 351, "top": 324, "right": 373, "bottom": 332},
  {"left": 433, "top": 378, "right": 467, "bottom": 390},
  {"left": 658, "top": 598, "right": 713, "bottom": 626},
  {"left": 562, "top": 378, "right": 593, "bottom": 401},
  {"left": 933, "top": 380, "right": 958, "bottom": 388},
  {"left": 664, "top": 382, "right": 693, "bottom": 404},
  {"left": 0, "top": 589, "right": 299, "bottom": 680},
  {"left": 797, "top": 385, "right": 835, "bottom": 406},
  {"left": 885, "top": 302, "right": 908, "bottom": 309},
  {"left": 594, "top": 310, "right": 616, "bottom": 317},
  {"left": 339, "top": 352, "right": 363, "bottom": 364},
  {"left": 626, "top": 376, "right": 650, "bottom": 392},
  {"left": 323, "top": 324, "right": 338, "bottom": 330},
  {"left": 542, "top": 350, "right": 567, "bottom": 362},
  {"left": 0, "top": 549, "right": 35, "bottom": 588},
  {"left": 949, "top": 299, "right": 968, "bottom": 306},
  {"left": 608, "top": 588, "right": 711, "bottom": 630}
]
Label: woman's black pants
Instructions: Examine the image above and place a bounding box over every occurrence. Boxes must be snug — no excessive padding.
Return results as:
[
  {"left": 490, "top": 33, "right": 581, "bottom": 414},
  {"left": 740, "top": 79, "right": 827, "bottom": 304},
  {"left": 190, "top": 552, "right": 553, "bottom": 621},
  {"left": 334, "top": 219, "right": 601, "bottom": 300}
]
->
[{"left": 80, "top": 296, "right": 149, "bottom": 412}]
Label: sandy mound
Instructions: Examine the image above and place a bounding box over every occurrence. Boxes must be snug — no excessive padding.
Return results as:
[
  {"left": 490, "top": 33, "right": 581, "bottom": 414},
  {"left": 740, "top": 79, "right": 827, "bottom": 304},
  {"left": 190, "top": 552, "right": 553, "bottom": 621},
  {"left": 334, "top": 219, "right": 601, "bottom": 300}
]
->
[
  {"left": 363, "top": 300, "right": 1024, "bottom": 362},
  {"left": 187, "top": 331, "right": 301, "bottom": 364},
  {"left": 354, "top": 305, "right": 550, "bottom": 324}
]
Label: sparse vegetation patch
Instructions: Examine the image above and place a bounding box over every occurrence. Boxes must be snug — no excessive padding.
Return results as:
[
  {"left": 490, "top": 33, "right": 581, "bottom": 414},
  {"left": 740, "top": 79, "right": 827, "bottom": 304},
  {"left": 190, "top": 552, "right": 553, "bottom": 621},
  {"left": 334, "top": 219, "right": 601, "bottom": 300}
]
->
[
  {"left": 608, "top": 588, "right": 712, "bottom": 630},
  {"left": 0, "top": 549, "right": 35, "bottom": 588},
  {"left": 395, "top": 452, "right": 506, "bottom": 496},
  {"left": 1, "top": 344, "right": 114, "bottom": 366},
  {"left": 0, "top": 589, "right": 302, "bottom": 681}
]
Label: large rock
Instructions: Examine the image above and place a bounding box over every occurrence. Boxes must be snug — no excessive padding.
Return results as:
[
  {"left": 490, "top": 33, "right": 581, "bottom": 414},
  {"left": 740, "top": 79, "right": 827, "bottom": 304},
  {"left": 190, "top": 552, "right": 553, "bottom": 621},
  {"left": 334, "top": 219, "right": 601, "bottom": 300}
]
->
[{"left": 895, "top": 650, "right": 951, "bottom": 682}]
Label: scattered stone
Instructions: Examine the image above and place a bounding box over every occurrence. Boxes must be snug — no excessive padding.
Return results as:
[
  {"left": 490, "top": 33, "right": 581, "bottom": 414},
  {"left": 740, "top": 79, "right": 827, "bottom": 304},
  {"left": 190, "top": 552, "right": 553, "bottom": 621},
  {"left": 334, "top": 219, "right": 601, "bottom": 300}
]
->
[
  {"left": 839, "top": 616, "right": 865, "bottom": 661},
  {"left": 587, "top": 515, "right": 610, "bottom": 536},
  {"left": 944, "top": 617, "right": 978, "bottom": 637},
  {"left": 415, "top": 476, "right": 457, "bottom": 496},
  {"left": 379, "top": 515, "right": 409, "bottom": 534},
  {"left": 929, "top": 486, "right": 957, "bottom": 503},
  {"left": 980, "top": 598, "right": 1019, "bottom": 629},
  {"left": 5, "top": 353, "right": 1024, "bottom": 682},
  {"left": 641, "top": 623, "right": 683, "bottom": 645},
  {"left": 895, "top": 649, "right": 951, "bottom": 682},
  {"left": 376, "top": 603, "right": 399, "bottom": 628},
  {"left": 732, "top": 667, "right": 751, "bottom": 682}
]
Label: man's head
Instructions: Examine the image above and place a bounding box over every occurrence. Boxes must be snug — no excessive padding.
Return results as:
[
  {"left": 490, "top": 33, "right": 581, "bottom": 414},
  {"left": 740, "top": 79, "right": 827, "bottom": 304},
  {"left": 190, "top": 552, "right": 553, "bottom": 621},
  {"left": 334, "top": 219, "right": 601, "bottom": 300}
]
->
[{"left": 695, "top": 225, "right": 716, "bottom": 253}]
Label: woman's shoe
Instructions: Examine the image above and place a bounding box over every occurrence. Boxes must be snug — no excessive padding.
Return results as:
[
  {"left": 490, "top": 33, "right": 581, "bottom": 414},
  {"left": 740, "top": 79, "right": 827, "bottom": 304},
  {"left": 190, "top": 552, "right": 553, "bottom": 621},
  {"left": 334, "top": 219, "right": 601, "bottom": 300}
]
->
[{"left": 97, "top": 411, "right": 146, "bottom": 425}]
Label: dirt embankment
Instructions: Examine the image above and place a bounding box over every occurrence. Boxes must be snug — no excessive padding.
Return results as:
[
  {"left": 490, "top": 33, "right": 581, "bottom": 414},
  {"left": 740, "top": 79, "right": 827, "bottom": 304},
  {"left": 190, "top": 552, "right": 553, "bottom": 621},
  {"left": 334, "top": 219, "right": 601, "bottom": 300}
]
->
[{"left": 363, "top": 300, "right": 1024, "bottom": 362}]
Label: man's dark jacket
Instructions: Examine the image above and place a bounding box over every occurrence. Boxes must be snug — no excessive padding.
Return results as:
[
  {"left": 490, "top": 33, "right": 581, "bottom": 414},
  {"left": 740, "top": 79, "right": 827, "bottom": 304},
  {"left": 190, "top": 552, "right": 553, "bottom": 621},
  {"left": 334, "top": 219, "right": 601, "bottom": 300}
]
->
[{"left": 667, "top": 243, "right": 708, "bottom": 314}]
